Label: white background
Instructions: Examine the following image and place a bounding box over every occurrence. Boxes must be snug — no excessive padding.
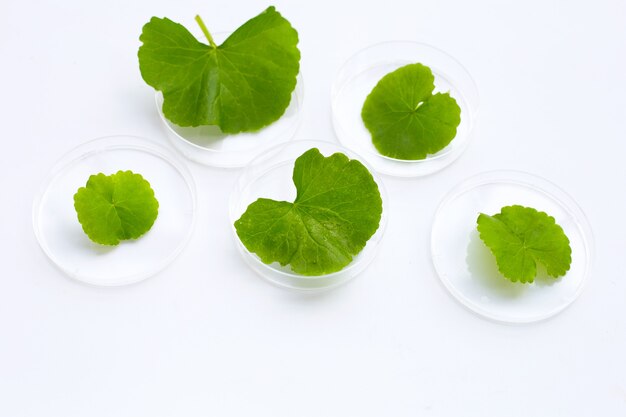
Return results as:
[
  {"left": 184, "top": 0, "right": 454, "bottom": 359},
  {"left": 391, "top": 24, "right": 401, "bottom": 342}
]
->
[{"left": 2, "top": 0, "right": 625, "bottom": 415}]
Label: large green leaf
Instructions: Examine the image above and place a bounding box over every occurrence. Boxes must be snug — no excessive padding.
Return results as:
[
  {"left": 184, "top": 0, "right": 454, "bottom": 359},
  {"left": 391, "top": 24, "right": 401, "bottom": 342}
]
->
[
  {"left": 361, "top": 63, "right": 461, "bottom": 160},
  {"left": 234, "top": 148, "right": 383, "bottom": 275},
  {"left": 138, "top": 6, "right": 300, "bottom": 133}
]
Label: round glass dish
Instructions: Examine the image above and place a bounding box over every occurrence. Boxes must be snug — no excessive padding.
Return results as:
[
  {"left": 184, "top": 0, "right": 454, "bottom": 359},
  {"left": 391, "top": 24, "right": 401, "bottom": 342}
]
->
[
  {"left": 331, "top": 41, "right": 479, "bottom": 177},
  {"left": 155, "top": 31, "right": 304, "bottom": 168},
  {"left": 32, "top": 135, "right": 197, "bottom": 286},
  {"left": 431, "top": 170, "right": 593, "bottom": 324},
  {"left": 229, "top": 140, "right": 388, "bottom": 291}
]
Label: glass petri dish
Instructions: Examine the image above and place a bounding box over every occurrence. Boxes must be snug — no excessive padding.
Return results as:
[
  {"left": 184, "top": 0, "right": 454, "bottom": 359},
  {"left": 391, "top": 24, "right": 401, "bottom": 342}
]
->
[
  {"left": 431, "top": 170, "right": 593, "bottom": 324},
  {"left": 32, "top": 135, "right": 197, "bottom": 286},
  {"left": 331, "top": 41, "right": 479, "bottom": 177},
  {"left": 228, "top": 140, "right": 388, "bottom": 291},
  {"left": 155, "top": 31, "right": 304, "bottom": 168}
]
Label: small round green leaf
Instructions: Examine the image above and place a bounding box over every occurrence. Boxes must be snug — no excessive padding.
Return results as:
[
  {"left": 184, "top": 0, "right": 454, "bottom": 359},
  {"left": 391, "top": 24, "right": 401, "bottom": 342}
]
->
[
  {"left": 234, "top": 148, "right": 383, "bottom": 276},
  {"left": 477, "top": 205, "right": 572, "bottom": 283},
  {"left": 73, "top": 171, "right": 159, "bottom": 246},
  {"left": 361, "top": 63, "right": 461, "bottom": 160}
]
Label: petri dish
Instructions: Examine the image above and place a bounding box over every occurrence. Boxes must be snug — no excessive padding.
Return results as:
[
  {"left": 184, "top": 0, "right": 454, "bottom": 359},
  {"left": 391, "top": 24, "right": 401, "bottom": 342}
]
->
[
  {"left": 228, "top": 140, "right": 388, "bottom": 291},
  {"left": 431, "top": 170, "right": 593, "bottom": 324},
  {"left": 331, "top": 41, "right": 479, "bottom": 177},
  {"left": 32, "top": 135, "right": 197, "bottom": 286},
  {"left": 155, "top": 31, "right": 304, "bottom": 168}
]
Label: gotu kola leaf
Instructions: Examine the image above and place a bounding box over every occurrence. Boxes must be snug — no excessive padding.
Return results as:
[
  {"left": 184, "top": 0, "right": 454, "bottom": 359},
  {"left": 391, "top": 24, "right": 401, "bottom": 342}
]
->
[
  {"left": 138, "top": 6, "right": 300, "bottom": 133},
  {"left": 74, "top": 171, "right": 159, "bottom": 246},
  {"left": 361, "top": 63, "right": 461, "bottom": 160},
  {"left": 477, "top": 205, "right": 572, "bottom": 283},
  {"left": 234, "top": 148, "right": 383, "bottom": 276}
]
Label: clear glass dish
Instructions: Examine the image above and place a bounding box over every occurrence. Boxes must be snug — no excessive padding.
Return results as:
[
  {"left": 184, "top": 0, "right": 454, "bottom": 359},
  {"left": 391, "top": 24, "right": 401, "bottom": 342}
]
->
[
  {"left": 229, "top": 140, "right": 388, "bottom": 291},
  {"left": 331, "top": 41, "right": 479, "bottom": 177},
  {"left": 32, "top": 135, "right": 197, "bottom": 286},
  {"left": 155, "top": 31, "right": 304, "bottom": 168},
  {"left": 430, "top": 170, "right": 593, "bottom": 324}
]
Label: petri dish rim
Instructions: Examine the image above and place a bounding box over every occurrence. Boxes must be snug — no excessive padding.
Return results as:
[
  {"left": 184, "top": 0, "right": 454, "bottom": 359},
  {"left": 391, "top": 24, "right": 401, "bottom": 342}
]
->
[
  {"left": 32, "top": 135, "right": 197, "bottom": 286},
  {"left": 430, "top": 169, "right": 593, "bottom": 324},
  {"left": 228, "top": 139, "right": 389, "bottom": 291},
  {"left": 331, "top": 40, "right": 479, "bottom": 176}
]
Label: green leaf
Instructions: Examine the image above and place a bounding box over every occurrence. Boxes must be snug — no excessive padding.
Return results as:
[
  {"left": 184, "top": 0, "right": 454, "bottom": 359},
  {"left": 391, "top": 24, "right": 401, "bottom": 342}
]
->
[
  {"left": 477, "top": 205, "right": 572, "bottom": 283},
  {"left": 138, "top": 6, "right": 300, "bottom": 133},
  {"left": 361, "top": 63, "right": 461, "bottom": 160},
  {"left": 73, "top": 171, "right": 159, "bottom": 246},
  {"left": 234, "top": 148, "right": 383, "bottom": 276}
]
